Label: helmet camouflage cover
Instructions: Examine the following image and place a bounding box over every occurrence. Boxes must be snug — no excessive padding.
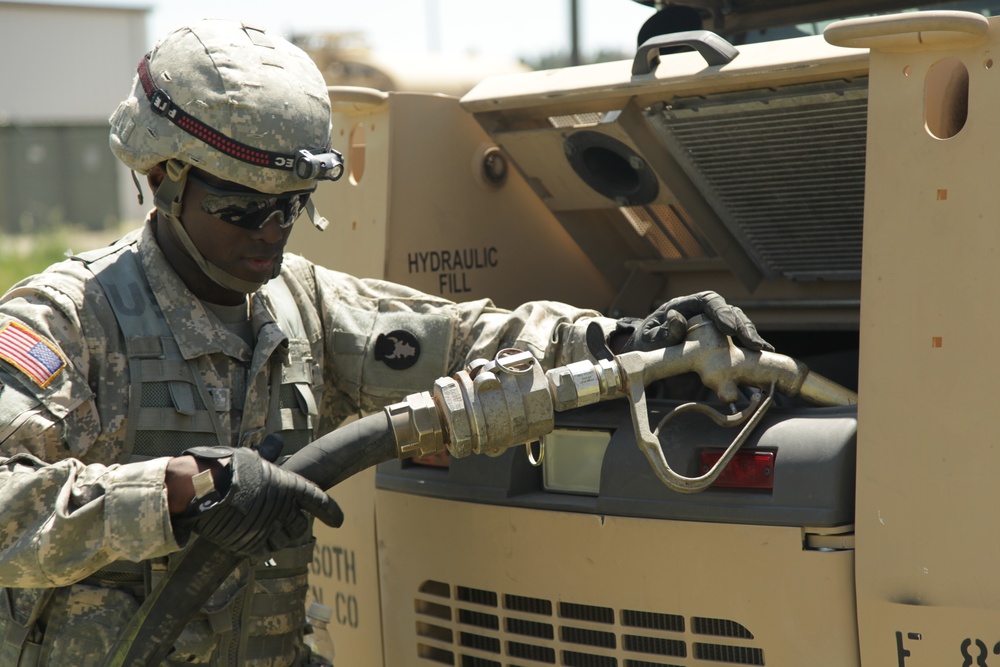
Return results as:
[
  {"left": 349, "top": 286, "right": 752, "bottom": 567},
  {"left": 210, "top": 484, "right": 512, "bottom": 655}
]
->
[{"left": 109, "top": 19, "right": 333, "bottom": 194}]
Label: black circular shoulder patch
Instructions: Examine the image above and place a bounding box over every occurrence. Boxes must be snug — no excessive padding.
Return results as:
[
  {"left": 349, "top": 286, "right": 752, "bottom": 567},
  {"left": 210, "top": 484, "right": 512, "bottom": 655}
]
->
[{"left": 374, "top": 330, "right": 421, "bottom": 370}]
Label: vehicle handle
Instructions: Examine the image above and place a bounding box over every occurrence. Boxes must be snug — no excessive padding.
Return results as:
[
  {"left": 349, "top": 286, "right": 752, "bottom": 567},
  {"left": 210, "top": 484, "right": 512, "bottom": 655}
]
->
[{"left": 632, "top": 30, "right": 739, "bottom": 75}]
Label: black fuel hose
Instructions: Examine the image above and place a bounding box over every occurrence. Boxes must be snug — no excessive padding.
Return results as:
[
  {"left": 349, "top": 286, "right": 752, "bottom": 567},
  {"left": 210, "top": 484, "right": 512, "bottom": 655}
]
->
[
  {"left": 281, "top": 411, "right": 398, "bottom": 490},
  {"left": 101, "top": 412, "right": 398, "bottom": 667}
]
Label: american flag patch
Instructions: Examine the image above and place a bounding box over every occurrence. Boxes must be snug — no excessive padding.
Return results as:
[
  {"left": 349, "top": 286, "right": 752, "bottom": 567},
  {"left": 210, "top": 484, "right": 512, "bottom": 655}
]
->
[{"left": 0, "top": 321, "right": 66, "bottom": 388}]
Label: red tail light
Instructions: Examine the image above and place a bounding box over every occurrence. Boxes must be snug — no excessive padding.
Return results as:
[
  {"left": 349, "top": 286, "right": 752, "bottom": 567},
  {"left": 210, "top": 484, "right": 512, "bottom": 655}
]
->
[{"left": 699, "top": 449, "right": 775, "bottom": 490}]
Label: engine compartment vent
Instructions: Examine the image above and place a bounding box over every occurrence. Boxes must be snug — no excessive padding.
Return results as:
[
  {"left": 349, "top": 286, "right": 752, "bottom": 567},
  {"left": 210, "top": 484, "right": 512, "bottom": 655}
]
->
[
  {"left": 651, "top": 79, "right": 868, "bottom": 281},
  {"left": 620, "top": 203, "right": 716, "bottom": 260},
  {"left": 414, "top": 580, "right": 765, "bottom": 666}
]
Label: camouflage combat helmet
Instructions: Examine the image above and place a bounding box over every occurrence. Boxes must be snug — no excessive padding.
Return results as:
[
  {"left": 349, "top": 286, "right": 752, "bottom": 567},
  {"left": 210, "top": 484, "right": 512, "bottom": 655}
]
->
[
  {"left": 110, "top": 18, "right": 340, "bottom": 194},
  {"left": 109, "top": 19, "right": 342, "bottom": 294}
]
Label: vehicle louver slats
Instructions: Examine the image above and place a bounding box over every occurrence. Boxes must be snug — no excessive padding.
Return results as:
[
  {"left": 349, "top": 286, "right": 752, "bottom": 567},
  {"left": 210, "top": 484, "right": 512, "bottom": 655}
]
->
[
  {"left": 414, "top": 580, "right": 765, "bottom": 666},
  {"left": 654, "top": 81, "right": 869, "bottom": 281}
]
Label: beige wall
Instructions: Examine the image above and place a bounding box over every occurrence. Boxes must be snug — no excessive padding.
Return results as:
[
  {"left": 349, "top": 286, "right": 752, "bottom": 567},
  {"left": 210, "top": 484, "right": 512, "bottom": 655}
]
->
[
  {"left": 0, "top": 2, "right": 150, "bottom": 227},
  {"left": 0, "top": 2, "right": 148, "bottom": 123}
]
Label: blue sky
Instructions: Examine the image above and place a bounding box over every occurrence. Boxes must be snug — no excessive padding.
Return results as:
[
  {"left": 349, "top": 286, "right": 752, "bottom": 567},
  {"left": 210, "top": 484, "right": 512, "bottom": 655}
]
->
[{"left": 41, "top": 0, "right": 656, "bottom": 64}]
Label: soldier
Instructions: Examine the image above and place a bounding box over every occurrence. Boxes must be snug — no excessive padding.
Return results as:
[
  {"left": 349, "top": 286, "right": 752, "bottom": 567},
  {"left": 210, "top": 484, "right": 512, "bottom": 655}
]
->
[{"left": 0, "top": 19, "right": 769, "bottom": 667}]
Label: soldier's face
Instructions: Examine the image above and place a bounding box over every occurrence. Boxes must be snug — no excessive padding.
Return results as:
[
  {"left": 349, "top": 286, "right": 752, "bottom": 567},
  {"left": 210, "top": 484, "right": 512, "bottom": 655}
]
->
[{"left": 181, "top": 169, "right": 294, "bottom": 285}]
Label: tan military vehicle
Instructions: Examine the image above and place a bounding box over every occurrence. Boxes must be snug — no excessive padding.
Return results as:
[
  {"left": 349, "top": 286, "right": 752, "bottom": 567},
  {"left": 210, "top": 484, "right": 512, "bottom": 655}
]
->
[{"left": 288, "top": 2, "right": 1000, "bottom": 665}]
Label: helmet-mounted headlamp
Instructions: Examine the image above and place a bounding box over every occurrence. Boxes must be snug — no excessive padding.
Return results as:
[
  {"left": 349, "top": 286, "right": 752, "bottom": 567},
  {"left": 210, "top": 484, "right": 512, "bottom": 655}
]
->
[
  {"left": 137, "top": 53, "right": 343, "bottom": 183},
  {"left": 293, "top": 149, "right": 344, "bottom": 181}
]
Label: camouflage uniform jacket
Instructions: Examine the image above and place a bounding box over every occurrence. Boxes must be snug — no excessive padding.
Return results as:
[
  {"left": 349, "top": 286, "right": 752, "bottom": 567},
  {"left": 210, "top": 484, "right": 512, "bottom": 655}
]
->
[{"left": 0, "top": 219, "right": 615, "bottom": 666}]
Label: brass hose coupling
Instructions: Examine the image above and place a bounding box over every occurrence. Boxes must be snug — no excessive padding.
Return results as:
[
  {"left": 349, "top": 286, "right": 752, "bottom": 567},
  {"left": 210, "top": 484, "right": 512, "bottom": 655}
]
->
[{"left": 386, "top": 349, "right": 626, "bottom": 460}]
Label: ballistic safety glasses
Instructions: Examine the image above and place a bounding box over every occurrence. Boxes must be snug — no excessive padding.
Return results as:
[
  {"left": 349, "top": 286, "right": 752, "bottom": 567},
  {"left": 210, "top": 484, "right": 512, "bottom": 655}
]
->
[{"left": 187, "top": 172, "right": 314, "bottom": 230}]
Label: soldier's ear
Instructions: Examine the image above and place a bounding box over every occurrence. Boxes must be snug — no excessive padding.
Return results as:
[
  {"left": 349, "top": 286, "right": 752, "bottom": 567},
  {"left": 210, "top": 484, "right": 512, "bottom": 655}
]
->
[{"left": 146, "top": 162, "right": 167, "bottom": 194}]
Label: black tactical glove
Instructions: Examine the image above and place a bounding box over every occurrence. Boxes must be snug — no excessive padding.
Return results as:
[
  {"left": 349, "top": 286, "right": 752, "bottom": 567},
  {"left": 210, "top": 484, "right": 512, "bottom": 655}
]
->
[
  {"left": 618, "top": 291, "right": 772, "bottom": 353},
  {"left": 176, "top": 444, "right": 343, "bottom": 557}
]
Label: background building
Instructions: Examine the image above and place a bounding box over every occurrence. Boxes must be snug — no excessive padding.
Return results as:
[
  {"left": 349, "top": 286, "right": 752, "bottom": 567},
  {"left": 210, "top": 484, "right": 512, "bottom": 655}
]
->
[{"left": 0, "top": 1, "right": 149, "bottom": 234}]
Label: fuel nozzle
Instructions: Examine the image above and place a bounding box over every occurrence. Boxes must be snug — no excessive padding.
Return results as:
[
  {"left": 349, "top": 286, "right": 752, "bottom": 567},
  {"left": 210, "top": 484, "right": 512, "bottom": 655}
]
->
[{"left": 384, "top": 321, "right": 857, "bottom": 495}]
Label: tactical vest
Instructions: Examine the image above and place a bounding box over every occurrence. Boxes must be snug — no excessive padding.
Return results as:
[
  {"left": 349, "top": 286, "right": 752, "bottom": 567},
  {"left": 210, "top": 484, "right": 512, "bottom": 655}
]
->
[
  {"left": 36, "top": 240, "right": 320, "bottom": 666},
  {"left": 83, "top": 240, "right": 318, "bottom": 461}
]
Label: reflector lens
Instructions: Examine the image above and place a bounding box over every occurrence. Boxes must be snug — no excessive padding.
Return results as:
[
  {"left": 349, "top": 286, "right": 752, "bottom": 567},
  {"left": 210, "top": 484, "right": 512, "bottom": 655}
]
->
[{"left": 699, "top": 450, "right": 775, "bottom": 489}]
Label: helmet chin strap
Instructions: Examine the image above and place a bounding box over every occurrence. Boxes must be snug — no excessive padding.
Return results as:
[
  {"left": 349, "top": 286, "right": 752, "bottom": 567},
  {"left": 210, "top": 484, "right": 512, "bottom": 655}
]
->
[{"left": 153, "top": 159, "right": 277, "bottom": 295}]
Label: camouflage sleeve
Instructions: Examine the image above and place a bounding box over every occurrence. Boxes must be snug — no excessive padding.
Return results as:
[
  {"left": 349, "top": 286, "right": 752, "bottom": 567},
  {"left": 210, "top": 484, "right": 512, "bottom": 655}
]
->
[
  {"left": 298, "top": 258, "right": 618, "bottom": 413},
  {"left": 461, "top": 299, "right": 618, "bottom": 368},
  {"left": 0, "top": 262, "right": 180, "bottom": 587},
  {"left": 0, "top": 450, "right": 178, "bottom": 588},
  {"left": 0, "top": 263, "right": 106, "bottom": 459}
]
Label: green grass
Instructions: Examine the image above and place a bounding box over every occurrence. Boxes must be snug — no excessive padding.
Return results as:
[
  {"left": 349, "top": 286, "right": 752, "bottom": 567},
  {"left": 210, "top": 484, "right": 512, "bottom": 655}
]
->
[
  {"left": 0, "top": 223, "right": 131, "bottom": 293},
  {"left": 0, "top": 234, "right": 73, "bottom": 293}
]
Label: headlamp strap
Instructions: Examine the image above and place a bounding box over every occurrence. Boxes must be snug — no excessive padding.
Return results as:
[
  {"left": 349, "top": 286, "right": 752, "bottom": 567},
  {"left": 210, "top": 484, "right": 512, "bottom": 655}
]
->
[{"left": 137, "top": 53, "right": 340, "bottom": 178}]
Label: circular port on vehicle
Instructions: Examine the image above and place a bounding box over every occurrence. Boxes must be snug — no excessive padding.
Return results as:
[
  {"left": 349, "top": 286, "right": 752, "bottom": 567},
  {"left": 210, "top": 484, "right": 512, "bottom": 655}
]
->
[{"left": 564, "top": 130, "right": 658, "bottom": 206}]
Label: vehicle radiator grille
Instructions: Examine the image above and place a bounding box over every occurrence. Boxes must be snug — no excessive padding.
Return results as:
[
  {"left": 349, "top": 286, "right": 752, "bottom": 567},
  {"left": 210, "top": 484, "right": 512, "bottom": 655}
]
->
[
  {"left": 414, "top": 580, "right": 765, "bottom": 666},
  {"left": 652, "top": 79, "right": 869, "bottom": 281}
]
